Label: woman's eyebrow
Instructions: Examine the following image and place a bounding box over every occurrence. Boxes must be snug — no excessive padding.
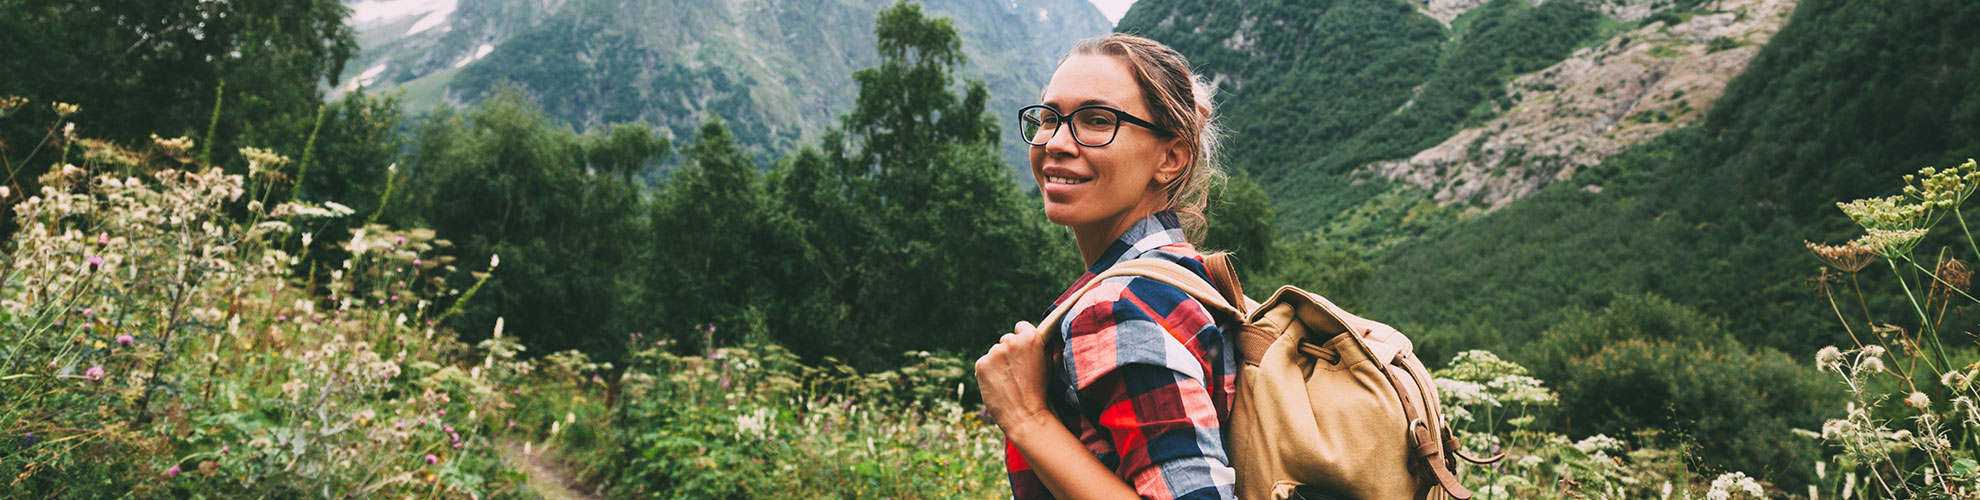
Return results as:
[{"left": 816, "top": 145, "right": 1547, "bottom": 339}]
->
[{"left": 1039, "top": 98, "right": 1121, "bottom": 112}]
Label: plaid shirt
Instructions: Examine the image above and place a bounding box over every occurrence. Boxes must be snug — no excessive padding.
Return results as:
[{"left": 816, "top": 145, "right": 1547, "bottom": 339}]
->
[{"left": 1006, "top": 211, "right": 1239, "bottom": 500}]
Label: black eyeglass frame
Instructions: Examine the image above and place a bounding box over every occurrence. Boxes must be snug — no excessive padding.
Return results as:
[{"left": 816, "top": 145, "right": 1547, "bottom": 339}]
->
[{"left": 1017, "top": 104, "right": 1170, "bottom": 148}]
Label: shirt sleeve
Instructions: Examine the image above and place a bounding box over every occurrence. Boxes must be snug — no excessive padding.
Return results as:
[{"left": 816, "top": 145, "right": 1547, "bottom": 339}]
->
[{"left": 1059, "top": 275, "right": 1236, "bottom": 500}]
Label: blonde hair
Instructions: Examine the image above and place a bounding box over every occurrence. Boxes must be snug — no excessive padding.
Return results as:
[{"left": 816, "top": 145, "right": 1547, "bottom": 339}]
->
[{"left": 1063, "top": 34, "right": 1225, "bottom": 241}]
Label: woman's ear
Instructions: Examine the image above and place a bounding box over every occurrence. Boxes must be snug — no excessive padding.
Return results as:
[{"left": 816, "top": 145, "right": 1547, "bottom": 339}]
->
[{"left": 1154, "top": 137, "right": 1190, "bottom": 185}]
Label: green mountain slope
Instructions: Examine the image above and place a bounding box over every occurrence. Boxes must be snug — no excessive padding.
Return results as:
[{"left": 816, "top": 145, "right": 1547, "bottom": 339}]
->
[
  {"left": 1119, "top": 0, "right": 1616, "bottom": 227},
  {"left": 1358, "top": 0, "right": 1980, "bottom": 483},
  {"left": 342, "top": 0, "right": 1111, "bottom": 173}
]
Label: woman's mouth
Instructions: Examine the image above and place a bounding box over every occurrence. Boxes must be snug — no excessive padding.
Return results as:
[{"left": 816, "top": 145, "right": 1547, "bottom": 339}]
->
[{"left": 1045, "top": 176, "right": 1089, "bottom": 185}]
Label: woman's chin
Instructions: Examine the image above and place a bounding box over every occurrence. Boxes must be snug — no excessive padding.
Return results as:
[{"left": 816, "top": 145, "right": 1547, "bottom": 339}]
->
[{"left": 1041, "top": 204, "right": 1086, "bottom": 228}]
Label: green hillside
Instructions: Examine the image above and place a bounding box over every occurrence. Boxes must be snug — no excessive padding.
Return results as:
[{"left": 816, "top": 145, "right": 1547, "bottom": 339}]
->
[
  {"left": 351, "top": 0, "right": 1111, "bottom": 173},
  {"left": 1119, "top": 0, "right": 1611, "bottom": 228}
]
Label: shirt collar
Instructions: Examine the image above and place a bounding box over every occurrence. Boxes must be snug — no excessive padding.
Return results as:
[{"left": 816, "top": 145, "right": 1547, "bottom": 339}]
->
[
  {"left": 1047, "top": 211, "right": 1190, "bottom": 311},
  {"left": 1084, "top": 210, "right": 1188, "bottom": 275}
]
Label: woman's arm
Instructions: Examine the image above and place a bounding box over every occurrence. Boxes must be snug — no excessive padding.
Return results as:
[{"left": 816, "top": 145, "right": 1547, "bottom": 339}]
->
[{"left": 976, "top": 321, "right": 1142, "bottom": 500}]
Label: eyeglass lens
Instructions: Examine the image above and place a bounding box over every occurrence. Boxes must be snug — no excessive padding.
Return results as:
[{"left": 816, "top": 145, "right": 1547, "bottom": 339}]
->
[{"left": 1019, "top": 107, "right": 1120, "bottom": 147}]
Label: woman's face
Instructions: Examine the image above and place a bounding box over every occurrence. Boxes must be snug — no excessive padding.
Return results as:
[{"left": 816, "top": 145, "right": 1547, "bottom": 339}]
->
[{"left": 1030, "top": 54, "right": 1185, "bottom": 237}]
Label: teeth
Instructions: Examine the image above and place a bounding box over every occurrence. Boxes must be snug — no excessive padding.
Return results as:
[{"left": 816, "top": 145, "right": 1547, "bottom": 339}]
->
[{"left": 1046, "top": 176, "right": 1089, "bottom": 185}]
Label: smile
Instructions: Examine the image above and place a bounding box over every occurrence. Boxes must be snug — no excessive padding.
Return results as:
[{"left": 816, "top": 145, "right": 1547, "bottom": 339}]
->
[{"left": 1045, "top": 176, "right": 1090, "bottom": 185}]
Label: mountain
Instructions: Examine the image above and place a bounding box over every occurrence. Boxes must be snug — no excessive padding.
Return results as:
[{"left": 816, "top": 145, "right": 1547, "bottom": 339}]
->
[
  {"left": 1114, "top": 0, "right": 1980, "bottom": 484},
  {"left": 1116, "top": 0, "right": 1789, "bottom": 244},
  {"left": 338, "top": 0, "right": 1112, "bottom": 174}
]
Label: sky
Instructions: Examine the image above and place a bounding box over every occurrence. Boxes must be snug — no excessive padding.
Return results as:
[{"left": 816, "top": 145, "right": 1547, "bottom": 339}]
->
[{"left": 1087, "top": 0, "right": 1137, "bottom": 25}]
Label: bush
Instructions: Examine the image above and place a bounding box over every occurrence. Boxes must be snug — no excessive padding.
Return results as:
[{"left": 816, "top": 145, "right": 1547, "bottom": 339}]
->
[{"left": 1519, "top": 294, "right": 1831, "bottom": 486}]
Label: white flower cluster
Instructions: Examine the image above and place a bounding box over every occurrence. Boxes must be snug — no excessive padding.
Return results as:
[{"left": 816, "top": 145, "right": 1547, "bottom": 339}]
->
[
  {"left": 1705, "top": 471, "right": 1764, "bottom": 500},
  {"left": 1572, "top": 433, "right": 1625, "bottom": 456}
]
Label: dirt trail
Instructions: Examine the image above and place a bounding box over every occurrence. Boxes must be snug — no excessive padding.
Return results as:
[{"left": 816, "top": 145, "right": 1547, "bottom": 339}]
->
[{"left": 500, "top": 440, "right": 599, "bottom": 500}]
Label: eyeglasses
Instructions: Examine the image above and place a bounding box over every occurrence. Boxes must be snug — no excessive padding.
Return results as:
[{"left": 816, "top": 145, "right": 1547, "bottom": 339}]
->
[{"left": 1017, "top": 104, "right": 1169, "bottom": 148}]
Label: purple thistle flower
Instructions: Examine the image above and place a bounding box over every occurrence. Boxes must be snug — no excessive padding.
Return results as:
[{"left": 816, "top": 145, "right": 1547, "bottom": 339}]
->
[
  {"left": 84, "top": 365, "right": 105, "bottom": 381},
  {"left": 164, "top": 465, "right": 180, "bottom": 478},
  {"left": 116, "top": 334, "right": 134, "bottom": 346},
  {"left": 425, "top": 454, "right": 438, "bottom": 465},
  {"left": 86, "top": 255, "right": 103, "bottom": 271}
]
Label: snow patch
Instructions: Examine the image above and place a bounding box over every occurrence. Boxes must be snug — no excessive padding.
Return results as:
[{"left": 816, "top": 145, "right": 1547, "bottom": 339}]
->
[
  {"left": 336, "top": 63, "right": 391, "bottom": 93},
  {"left": 454, "top": 43, "right": 494, "bottom": 68},
  {"left": 403, "top": 0, "right": 458, "bottom": 36},
  {"left": 347, "top": 0, "right": 453, "bottom": 27}
]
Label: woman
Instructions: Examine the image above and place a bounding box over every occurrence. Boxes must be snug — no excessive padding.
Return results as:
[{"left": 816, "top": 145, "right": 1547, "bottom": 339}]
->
[{"left": 974, "top": 34, "right": 1237, "bottom": 500}]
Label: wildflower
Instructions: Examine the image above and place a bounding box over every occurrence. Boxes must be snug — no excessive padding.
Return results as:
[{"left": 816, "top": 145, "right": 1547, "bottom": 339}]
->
[
  {"left": 116, "top": 334, "right": 133, "bottom": 346},
  {"left": 95, "top": 232, "right": 107, "bottom": 247},
  {"left": 550, "top": 421, "right": 561, "bottom": 436},
  {"left": 1933, "top": 256, "right": 1971, "bottom": 299},
  {"left": 1906, "top": 391, "right": 1932, "bottom": 409},
  {"left": 493, "top": 317, "right": 504, "bottom": 338},
  {"left": 490, "top": 253, "right": 500, "bottom": 268},
  {"left": 1821, "top": 419, "right": 1850, "bottom": 440},
  {"left": 86, "top": 255, "right": 103, "bottom": 271},
  {"left": 52, "top": 101, "right": 78, "bottom": 117},
  {"left": 1816, "top": 346, "right": 1844, "bottom": 370},
  {"left": 0, "top": 186, "right": 8, "bottom": 199},
  {"left": 150, "top": 134, "right": 194, "bottom": 155},
  {"left": 239, "top": 147, "right": 291, "bottom": 175},
  {"left": 425, "top": 454, "right": 438, "bottom": 465},
  {"left": 84, "top": 365, "right": 105, "bottom": 381},
  {"left": 1852, "top": 228, "right": 1932, "bottom": 258},
  {"left": 1708, "top": 471, "right": 1764, "bottom": 499},
  {"left": 1942, "top": 370, "right": 1970, "bottom": 390},
  {"left": 1807, "top": 241, "right": 1877, "bottom": 273},
  {"left": 164, "top": 465, "right": 180, "bottom": 478},
  {"left": 0, "top": 95, "right": 24, "bottom": 117},
  {"left": 1863, "top": 344, "right": 1887, "bottom": 357},
  {"left": 566, "top": 412, "right": 576, "bottom": 424},
  {"left": 1857, "top": 356, "right": 1886, "bottom": 375}
]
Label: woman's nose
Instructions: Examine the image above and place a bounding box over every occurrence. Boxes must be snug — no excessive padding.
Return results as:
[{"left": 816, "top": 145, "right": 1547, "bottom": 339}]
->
[{"left": 1044, "top": 125, "right": 1081, "bottom": 156}]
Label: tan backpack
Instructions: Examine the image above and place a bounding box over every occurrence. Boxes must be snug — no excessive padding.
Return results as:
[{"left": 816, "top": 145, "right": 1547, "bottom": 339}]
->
[{"left": 1037, "top": 255, "right": 1500, "bottom": 500}]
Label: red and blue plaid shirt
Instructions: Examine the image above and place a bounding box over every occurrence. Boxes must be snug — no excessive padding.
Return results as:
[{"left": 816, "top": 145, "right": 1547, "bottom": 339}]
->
[{"left": 1006, "top": 211, "right": 1239, "bottom": 500}]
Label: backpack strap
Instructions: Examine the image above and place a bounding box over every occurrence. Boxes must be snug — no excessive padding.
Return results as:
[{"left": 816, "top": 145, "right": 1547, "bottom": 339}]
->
[
  {"left": 1036, "top": 258, "right": 1245, "bottom": 338},
  {"left": 1202, "top": 252, "right": 1250, "bottom": 317}
]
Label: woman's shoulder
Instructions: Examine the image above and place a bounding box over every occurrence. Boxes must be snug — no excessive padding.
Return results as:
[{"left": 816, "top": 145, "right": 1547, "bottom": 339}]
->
[{"left": 1059, "top": 252, "right": 1221, "bottom": 339}]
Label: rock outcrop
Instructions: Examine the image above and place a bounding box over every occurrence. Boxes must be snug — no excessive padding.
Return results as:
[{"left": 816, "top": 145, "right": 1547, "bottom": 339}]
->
[{"left": 1369, "top": 0, "right": 1798, "bottom": 210}]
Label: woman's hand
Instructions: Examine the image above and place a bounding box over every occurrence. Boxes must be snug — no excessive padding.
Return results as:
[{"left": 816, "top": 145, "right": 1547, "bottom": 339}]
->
[{"left": 975, "top": 321, "right": 1054, "bottom": 434}]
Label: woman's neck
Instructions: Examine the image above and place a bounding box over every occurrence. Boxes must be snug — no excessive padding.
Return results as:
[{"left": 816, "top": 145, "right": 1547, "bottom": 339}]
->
[{"left": 1072, "top": 205, "right": 1165, "bottom": 268}]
